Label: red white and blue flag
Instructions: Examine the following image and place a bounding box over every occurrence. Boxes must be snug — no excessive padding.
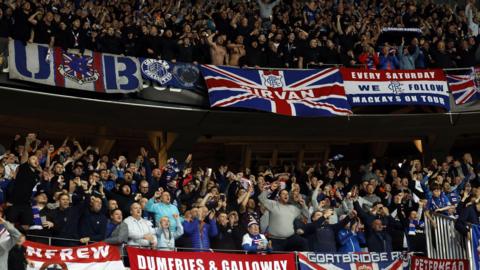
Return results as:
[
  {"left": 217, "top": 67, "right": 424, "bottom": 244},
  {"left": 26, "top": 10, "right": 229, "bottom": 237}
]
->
[
  {"left": 298, "top": 252, "right": 407, "bottom": 270},
  {"left": 446, "top": 68, "right": 480, "bottom": 105},
  {"left": 200, "top": 65, "right": 352, "bottom": 117}
]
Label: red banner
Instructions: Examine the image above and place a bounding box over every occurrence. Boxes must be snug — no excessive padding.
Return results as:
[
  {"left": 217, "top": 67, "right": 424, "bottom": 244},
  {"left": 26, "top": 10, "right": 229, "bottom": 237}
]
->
[
  {"left": 23, "top": 240, "right": 124, "bottom": 270},
  {"left": 411, "top": 256, "right": 469, "bottom": 270},
  {"left": 126, "top": 247, "right": 296, "bottom": 270}
]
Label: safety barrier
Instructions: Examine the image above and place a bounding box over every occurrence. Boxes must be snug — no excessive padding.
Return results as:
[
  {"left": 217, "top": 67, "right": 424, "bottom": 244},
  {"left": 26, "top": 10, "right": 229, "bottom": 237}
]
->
[{"left": 424, "top": 212, "right": 469, "bottom": 260}]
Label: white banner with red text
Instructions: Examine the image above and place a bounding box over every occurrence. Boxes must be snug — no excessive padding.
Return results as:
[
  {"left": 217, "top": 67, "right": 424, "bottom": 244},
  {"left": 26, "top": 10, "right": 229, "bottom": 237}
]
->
[
  {"left": 126, "top": 246, "right": 296, "bottom": 270},
  {"left": 340, "top": 68, "right": 450, "bottom": 110},
  {"left": 23, "top": 240, "right": 125, "bottom": 270}
]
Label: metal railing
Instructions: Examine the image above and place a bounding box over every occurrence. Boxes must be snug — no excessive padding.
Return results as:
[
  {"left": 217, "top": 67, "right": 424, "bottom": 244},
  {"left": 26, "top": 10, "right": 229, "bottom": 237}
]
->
[{"left": 425, "top": 212, "right": 469, "bottom": 260}]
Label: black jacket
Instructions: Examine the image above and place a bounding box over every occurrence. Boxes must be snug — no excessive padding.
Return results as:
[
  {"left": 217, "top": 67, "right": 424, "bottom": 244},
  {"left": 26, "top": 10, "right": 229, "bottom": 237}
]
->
[
  {"left": 456, "top": 204, "right": 479, "bottom": 235},
  {"left": 79, "top": 205, "right": 108, "bottom": 241},
  {"left": 8, "top": 245, "right": 27, "bottom": 270},
  {"left": 367, "top": 231, "right": 393, "bottom": 252},
  {"left": 301, "top": 216, "right": 351, "bottom": 252},
  {"left": 212, "top": 224, "right": 243, "bottom": 250},
  {"left": 9, "top": 163, "right": 39, "bottom": 205}
]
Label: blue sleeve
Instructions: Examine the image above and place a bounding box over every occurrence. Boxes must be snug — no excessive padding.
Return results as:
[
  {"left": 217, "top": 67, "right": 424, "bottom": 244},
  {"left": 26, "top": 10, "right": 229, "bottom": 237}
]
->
[
  {"left": 242, "top": 243, "right": 259, "bottom": 252},
  {"left": 393, "top": 56, "right": 400, "bottom": 69},
  {"left": 337, "top": 230, "right": 353, "bottom": 245},
  {"left": 421, "top": 176, "right": 432, "bottom": 199},
  {"left": 182, "top": 220, "right": 195, "bottom": 235},
  {"left": 357, "top": 232, "right": 366, "bottom": 244},
  {"left": 208, "top": 219, "right": 218, "bottom": 238},
  {"left": 442, "top": 193, "right": 451, "bottom": 206}
]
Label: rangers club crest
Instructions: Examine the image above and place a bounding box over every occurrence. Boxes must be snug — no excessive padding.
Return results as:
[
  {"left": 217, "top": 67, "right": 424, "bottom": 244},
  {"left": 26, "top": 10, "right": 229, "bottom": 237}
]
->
[
  {"left": 173, "top": 63, "right": 199, "bottom": 88},
  {"left": 39, "top": 262, "right": 68, "bottom": 270},
  {"left": 141, "top": 59, "right": 173, "bottom": 85},
  {"left": 58, "top": 53, "right": 99, "bottom": 84},
  {"left": 388, "top": 81, "right": 404, "bottom": 95},
  {"left": 261, "top": 74, "right": 284, "bottom": 88}
]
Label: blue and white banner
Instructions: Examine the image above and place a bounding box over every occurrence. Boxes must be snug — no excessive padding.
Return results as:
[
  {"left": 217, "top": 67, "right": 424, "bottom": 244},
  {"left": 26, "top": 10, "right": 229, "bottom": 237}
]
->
[
  {"left": 340, "top": 68, "right": 450, "bottom": 110},
  {"left": 9, "top": 40, "right": 141, "bottom": 93},
  {"left": 298, "top": 252, "right": 408, "bottom": 270},
  {"left": 139, "top": 58, "right": 201, "bottom": 90},
  {"left": 473, "top": 224, "right": 480, "bottom": 270}
]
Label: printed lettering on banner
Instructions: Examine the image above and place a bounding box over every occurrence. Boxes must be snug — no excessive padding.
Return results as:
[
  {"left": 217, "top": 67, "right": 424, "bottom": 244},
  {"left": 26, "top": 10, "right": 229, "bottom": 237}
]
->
[
  {"left": 298, "top": 251, "right": 409, "bottom": 270},
  {"left": 410, "top": 256, "right": 469, "bottom": 270},
  {"left": 8, "top": 40, "right": 141, "bottom": 93},
  {"left": 127, "top": 246, "right": 296, "bottom": 270},
  {"left": 23, "top": 240, "right": 125, "bottom": 270},
  {"left": 340, "top": 68, "right": 450, "bottom": 110}
]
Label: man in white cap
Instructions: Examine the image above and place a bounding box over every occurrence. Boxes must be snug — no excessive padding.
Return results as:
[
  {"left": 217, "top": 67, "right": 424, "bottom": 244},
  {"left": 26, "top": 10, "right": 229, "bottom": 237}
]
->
[{"left": 241, "top": 219, "right": 271, "bottom": 253}]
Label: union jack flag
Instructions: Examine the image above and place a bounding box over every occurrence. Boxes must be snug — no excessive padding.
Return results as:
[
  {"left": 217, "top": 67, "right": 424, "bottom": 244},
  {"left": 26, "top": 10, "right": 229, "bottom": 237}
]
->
[
  {"left": 58, "top": 52, "right": 99, "bottom": 85},
  {"left": 200, "top": 65, "right": 352, "bottom": 117},
  {"left": 446, "top": 68, "right": 480, "bottom": 105}
]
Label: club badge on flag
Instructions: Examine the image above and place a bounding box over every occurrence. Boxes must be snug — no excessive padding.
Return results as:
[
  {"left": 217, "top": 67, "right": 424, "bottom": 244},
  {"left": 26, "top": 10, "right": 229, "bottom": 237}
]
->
[
  {"left": 9, "top": 40, "right": 142, "bottom": 93},
  {"left": 140, "top": 58, "right": 201, "bottom": 90},
  {"left": 200, "top": 65, "right": 352, "bottom": 117},
  {"left": 23, "top": 240, "right": 125, "bottom": 270},
  {"left": 446, "top": 67, "right": 480, "bottom": 105}
]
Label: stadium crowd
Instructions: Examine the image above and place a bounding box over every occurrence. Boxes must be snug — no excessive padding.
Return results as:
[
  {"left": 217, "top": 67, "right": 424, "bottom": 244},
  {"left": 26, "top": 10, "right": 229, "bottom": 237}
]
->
[
  {"left": 0, "top": 132, "right": 478, "bottom": 267},
  {"left": 0, "top": 0, "right": 480, "bottom": 69}
]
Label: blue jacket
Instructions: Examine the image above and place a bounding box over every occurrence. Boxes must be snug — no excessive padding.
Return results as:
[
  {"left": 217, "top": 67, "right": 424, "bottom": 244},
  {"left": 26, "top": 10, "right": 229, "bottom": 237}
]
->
[
  {"left": 182, "top": 218, "right": 218, "bottom": 250},
  {"left": 337, "top": 228, "right": 366, "bottom": 252},
  {"left": 378, "top": 54, "right": 399, "bottom": 70}
]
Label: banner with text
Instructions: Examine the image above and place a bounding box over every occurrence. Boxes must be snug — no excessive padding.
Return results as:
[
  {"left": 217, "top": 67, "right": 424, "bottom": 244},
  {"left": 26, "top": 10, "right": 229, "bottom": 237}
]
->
[
  {"left": 298, "top": 251, "right": 408, "bottom": 270},
  {"left": 340, "top": 68, "right": 450, "bottom": 110},
  {"left": 127, "top": 246, "right": 296, "bottom": 270},
  {"left": 9, "top": 40, "right": 142, "bottom": 93},
  {"left": 139, "top": 58, "right": 202, "bottom": 90},
  {"left": 411, "top": 256, "right": 469, "bottom": 270},
  {"left": 23, "top": 240, "right": 125, "bottom": 270},
  {"left": 201, "top": 65, "right": 352, "bottom": 117}
]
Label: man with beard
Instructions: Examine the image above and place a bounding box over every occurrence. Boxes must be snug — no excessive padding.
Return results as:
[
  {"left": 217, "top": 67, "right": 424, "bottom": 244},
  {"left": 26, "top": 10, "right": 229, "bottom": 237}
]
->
[{"left": 259, "top": 181, "right": 309, "bottom": 251}]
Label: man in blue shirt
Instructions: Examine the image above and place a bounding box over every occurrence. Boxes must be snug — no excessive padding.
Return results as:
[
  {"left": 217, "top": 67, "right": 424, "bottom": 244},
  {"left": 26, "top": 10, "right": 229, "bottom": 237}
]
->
[{"left": 145, "top": 190, "right": 179, "bottom": 231}]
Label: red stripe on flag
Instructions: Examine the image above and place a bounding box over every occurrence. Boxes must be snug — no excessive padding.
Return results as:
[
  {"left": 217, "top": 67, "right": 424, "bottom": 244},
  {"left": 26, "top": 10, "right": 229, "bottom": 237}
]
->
[
  {"left": 93, "top": 52, "right": 105, "bottom": 93},
  {"left": 53, "top": 48, "right": 65, "bottom": 88},
  {"left": 262, "top": 70, "right": 292, "bottom": 116},
  {"left": 449, "top": 81, "right": 475, "bottom": 92}
]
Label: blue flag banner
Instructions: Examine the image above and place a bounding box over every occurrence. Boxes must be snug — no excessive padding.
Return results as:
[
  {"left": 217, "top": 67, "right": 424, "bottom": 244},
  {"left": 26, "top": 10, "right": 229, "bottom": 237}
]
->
[
  {"left": 139, "top": 58, "right": 201, "bottom": 90},
  {"left": 298, "top": 252, "right": 409, "bottom": 270},
  {"left": 473, "top": 224, "right": 480, "bottom": 270},
  {"left": 8, "top": 40, "right": 141, "bottom": 93},
  {"left": 341, "top": 68, "right": 450, "bottom": 110},
  {"left": 200, "top": 65, "right": 352, "bottom": 117}
]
